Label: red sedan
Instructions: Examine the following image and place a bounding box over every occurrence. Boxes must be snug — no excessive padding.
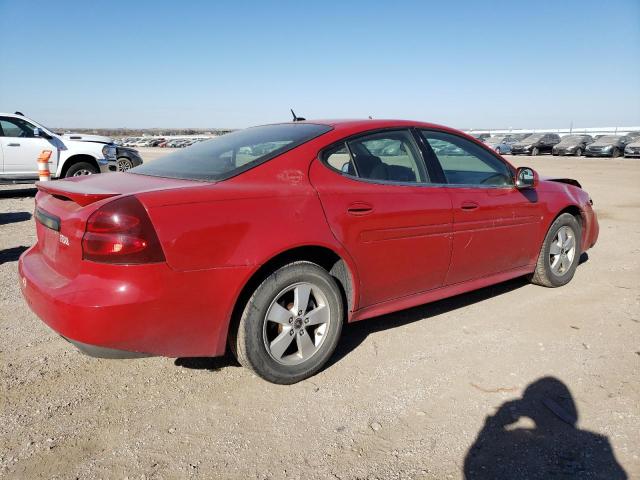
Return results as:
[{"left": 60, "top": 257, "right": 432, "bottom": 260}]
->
[{"left": 19, "top": 120, "right": 599, "bottom": 384}]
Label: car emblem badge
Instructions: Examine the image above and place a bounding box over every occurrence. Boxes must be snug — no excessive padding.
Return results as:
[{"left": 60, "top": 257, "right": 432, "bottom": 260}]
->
[{"left": 59, "top": 234, "right": 70, "bottom": 246}]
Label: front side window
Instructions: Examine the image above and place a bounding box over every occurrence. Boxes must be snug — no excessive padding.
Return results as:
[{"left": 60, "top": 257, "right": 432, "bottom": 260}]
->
[
  {"left": 132, "top": 123, "right": 332, "bottom": 181},
  {"left": 331, "top": 130, "right": 428, "bottom": 183},
  {"left": 0, "top": 117, "right": 36, "bottom": 138},
  {"left": 420, "top": 130, "right": 513, "bottom": 187}
]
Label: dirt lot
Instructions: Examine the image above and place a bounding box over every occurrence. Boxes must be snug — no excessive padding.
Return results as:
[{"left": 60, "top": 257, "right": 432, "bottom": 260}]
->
[{"left": 1, "top": 152, "right": 638, "bottom": 479}]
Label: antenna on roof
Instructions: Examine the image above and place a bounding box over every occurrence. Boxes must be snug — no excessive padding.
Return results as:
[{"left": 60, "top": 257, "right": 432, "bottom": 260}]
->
[
  {"left": 290, "top": 109, "right": 306, "bottom": 122},
  {"left": 14, "top": 111, "right": 24, "bottom": 116}
]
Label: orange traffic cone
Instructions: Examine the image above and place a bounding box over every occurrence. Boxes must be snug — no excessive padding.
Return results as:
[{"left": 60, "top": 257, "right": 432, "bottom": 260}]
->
[{"left": 38, "top": 150, "right": 52, "bottom": 181}]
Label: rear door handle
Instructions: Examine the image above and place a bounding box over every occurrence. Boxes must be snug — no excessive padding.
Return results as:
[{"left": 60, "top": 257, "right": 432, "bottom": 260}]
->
[
  {"left": 7, "top": 143, "right": 20, "bottom": 147},
  {"left": 347, "top": 202, "right": 374, "bottom": 216},
  {"left": 461, "top": 201, "right": 479, "bottom": 211}
]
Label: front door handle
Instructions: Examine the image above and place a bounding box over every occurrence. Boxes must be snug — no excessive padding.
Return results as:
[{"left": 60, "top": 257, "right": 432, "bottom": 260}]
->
[
  {"left": 347, "top": 202, "right": 374, "bottom": 216},
  {"left": 461, "top": 201, "right": 479, "bottom": 211},
  {"left": 7, "top": 143, "right": 20, "bottom": 147}
]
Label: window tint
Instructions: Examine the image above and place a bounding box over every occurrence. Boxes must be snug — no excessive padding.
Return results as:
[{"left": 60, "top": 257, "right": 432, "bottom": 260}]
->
[
  {"left": 132, "top": 123, "right": 332, "bottom": 181},
  {"left": 420, "top": 130, "right": 513, "bottom": 186},
  {"left": 0, "top": 117, "right": 36, "bottom": 138},
  {"left": 344, "top": 130, "right": 427, "bottom": 183}
]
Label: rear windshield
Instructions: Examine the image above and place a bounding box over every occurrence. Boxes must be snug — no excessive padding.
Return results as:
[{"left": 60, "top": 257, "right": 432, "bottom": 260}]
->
[{"left": 131, "top": 123, "right": 332, "bottom": 181}]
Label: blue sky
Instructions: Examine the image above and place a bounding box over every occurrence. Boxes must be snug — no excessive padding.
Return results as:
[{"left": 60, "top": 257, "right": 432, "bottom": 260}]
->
[{"left": 1, "top": 0, "right": 639, "bottom": 129}]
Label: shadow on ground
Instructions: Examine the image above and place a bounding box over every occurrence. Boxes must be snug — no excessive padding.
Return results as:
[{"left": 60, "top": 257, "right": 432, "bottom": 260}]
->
[
  {"left": 464, "top": 376, "right": 627, "bottom": 479},
  {"left": 0, "top": 187, "right": 37, "bottom": 199},
  {"left": 0, "top": 246, "right": 29, "bottom": 265},
  {"left": 0, "top": 212, "right": 32, "bottom": 225}
]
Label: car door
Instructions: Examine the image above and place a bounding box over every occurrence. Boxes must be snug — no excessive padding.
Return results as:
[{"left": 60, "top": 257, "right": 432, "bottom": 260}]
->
[
  {"left": 0, "top": 116, "right": 53, "bottom": 177},
  {"left": 309, "top": 129, "right": 453, "bottom": 309},
  {"left": 418, "top": 129, "right": 542, "bottom": 285}
]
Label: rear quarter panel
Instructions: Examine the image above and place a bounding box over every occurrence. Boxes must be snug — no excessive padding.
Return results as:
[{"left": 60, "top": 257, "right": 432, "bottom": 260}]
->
[{"left": 138, "top": 140, "right": 357, "bottom": 273}]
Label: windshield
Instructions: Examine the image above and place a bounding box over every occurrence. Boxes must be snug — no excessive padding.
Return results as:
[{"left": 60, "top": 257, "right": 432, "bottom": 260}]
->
[
  {"left": 522, "top": 134, "right": 543, "bottom": 142},
  {"left": 131, "top": 123, "right": 332, "bottom": 181},
  {"left": 596, "top": 136, "right": 619, "bottom": 143},
  {"left": 485, "top": 136, "right": 506, "bottom": 143},
  {"left": 559, "top": 135, "right": 584, "bottom": 144}
]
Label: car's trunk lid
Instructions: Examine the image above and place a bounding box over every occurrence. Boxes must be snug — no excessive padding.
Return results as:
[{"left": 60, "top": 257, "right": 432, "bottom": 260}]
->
[{"left": 33, "top": 173, "right": 201, "bottom": 278}]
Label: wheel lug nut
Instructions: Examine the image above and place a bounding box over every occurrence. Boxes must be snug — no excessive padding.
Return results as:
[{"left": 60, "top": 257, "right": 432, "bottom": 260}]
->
[
  {"left": 298, "top": 310, "right": 303, "bottom": 315},
  {"left": 289, "top": 317, "right": 293, "bottom": 323},
  {"left": 304, "top": 318, "right": 309, "bottom": 324},
  {"left": 289, "top": 330, "right": 295, "bottom": 336},
  {"left": 299, "top": 330, "right": 304, "bottom": 335}
]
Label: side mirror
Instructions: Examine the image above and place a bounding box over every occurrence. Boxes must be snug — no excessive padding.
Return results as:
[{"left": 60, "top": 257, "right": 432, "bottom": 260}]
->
[{"left": 516, "top": 166, "right": 538, "bottom": 189}]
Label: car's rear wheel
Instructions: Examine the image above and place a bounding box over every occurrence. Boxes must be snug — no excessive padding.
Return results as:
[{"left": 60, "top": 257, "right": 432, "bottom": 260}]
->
[
  {"left": 531, "top": 147, "right": 539, "bottom": 156},
  {"left": 575, "top": 148, "right": 583, "bottom": 157},
  {"left": 530, "top": 213, "right": 581, "bottom": 287},
  {"left": 65, "top": 162, "right": 98, "bottom": 177},
  {"left": 231, "top": 261, "right": 343, "bottom": 384}
]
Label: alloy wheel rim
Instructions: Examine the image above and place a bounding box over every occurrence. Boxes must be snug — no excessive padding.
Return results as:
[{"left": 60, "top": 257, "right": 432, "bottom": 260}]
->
[
  {"left": 263, "top": 282, "right": 330, "bottom": 366},
  {"left": 549, "top": 226, "right": 576, "bottom": 276},
  {"left": 73, "top": 169, "right": 93, "bottom": 176},
  {"left": 117, "top": 158, "right": 133, "bottom": 171}
]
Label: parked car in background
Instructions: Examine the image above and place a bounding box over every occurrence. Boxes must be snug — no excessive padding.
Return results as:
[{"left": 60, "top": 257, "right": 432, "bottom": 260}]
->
[
  {"left": 552, "top": 135, "right": 593, "bottom": 156},
  {"left": 584, "top": 135, "right": 630, "bottom": 158},
  {"left": 484, "top": 135, "right": 519, "bottom": 154},
  {"left": 115, "top": 146, "right": 144, "bottom": 171},
  {"left": 19, "top": 119, "right": 599, "bottom": 384},
  {"left": 624, "top": 138, "right": 640, "bottom": 158},
  {"left": 510, "top": 133, "right": 561, "bottom": 155},
  {"left": 0, "top": 112, "right": 116, "bottom": 183},
  {"left": 470, "top": 133, "right": 491, "bottom": 141}
]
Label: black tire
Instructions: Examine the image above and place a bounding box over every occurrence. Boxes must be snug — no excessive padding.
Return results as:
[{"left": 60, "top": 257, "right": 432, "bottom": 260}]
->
[
  {"left": 575, "top": 148, "right": 583, "bottom": 157},
  {"left": 64, "top": 161, "right": 98, "bottom": 177},
  {"left": 611, "top": 148, "right": 620, "bottom": 158},
  {"left": 230, "top": 261, "right": 344, "bottom": 384},
  {"left": 531, "top": 147, "right": 539, "bottom": 156},
  {"left": 530, "top": 213, "right": 582, "bottom": 287},
  {"left": 117, "top": 157, "right": 134, "bottom": 171}
]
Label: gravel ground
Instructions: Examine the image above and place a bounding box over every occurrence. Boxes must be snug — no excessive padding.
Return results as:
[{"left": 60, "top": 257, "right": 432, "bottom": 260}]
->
[{"left": 1, "top": 153, "right": 638, "bottom": 479}]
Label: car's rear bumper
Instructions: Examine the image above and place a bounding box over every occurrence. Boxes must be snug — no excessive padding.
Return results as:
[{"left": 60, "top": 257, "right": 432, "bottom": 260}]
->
[{"left": 18, "top": 246, "right": 253, "bottom": 357}]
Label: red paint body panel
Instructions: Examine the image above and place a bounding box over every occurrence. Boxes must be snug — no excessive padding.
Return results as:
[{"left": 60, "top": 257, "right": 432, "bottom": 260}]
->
[{"left": 19, "top": 119, "right": 599, "bottom": 358}]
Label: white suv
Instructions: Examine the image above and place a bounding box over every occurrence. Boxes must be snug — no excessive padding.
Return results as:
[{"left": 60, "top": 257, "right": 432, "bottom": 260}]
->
[{"left": 0, "top": 112, "right": 117, "bottom": 183}]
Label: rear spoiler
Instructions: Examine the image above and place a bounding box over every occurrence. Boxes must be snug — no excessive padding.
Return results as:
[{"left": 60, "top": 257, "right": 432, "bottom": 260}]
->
[{"left": 36, "top": 181, "right": 119, "bottom": 206}]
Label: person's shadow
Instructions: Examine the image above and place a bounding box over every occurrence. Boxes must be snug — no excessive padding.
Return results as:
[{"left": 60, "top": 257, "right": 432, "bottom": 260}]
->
[{"left": 464, "top": 376, "right": 627, "bottom": 479}]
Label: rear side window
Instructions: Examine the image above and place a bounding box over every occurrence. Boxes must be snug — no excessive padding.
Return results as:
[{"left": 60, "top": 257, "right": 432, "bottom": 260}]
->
[
  {"left": 324, "top": 130, "right": 428, "bottom": 183},
  {"left": 420, "top": 130, "right": 513, "bottom": 187},
  {"left": 132, "top": 123, "right": 332, "bottom": 181}
]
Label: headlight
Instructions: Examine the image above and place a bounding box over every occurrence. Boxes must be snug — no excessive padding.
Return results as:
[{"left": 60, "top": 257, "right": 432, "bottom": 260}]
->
[
  {"left": 602, "top": 145, "right": 613, "bottom": 151},
  {"left": 102, "top": 144, "right": 117, "bottom": 159}
]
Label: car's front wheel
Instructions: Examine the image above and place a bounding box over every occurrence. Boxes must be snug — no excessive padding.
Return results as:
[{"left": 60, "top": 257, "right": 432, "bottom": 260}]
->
[
  {"left": 231, "top": 261, "right": 344, "bottom": 384},
  {"left": 530, "top": 213, "right": 581, "bottom": 287},
  {"left": 531, "top": 147, "right": 539, "bottom": 156},
  {"left": 575, "top": 148, "right": 583, "bottom": 157},
  {"left": 117, "top": 157, "right": 134, "bottom": 171}
]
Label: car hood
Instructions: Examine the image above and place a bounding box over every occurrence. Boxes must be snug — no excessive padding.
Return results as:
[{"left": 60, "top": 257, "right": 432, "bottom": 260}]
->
[
  {"left": 626, "top": 140, "right": 640, "bottom": 148},
  {"left": 61, "top": 133, "right": 114, "bottom": 144}
]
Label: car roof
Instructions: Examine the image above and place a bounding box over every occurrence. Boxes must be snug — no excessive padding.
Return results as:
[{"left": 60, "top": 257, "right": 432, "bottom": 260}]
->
[{"left": 276, "top": 118, "right": 468, "bottom": 138}]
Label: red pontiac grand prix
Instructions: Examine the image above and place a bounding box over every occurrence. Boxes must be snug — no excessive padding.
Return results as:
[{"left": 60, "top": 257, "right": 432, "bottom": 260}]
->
[{"left": 19, "top": 120, "right": 599, "bottom": 384}]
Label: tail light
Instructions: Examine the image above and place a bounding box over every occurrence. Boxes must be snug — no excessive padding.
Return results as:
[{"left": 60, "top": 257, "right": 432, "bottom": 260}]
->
[{"left": 82, "top": 196, "right": 165, "bottom": 264}]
